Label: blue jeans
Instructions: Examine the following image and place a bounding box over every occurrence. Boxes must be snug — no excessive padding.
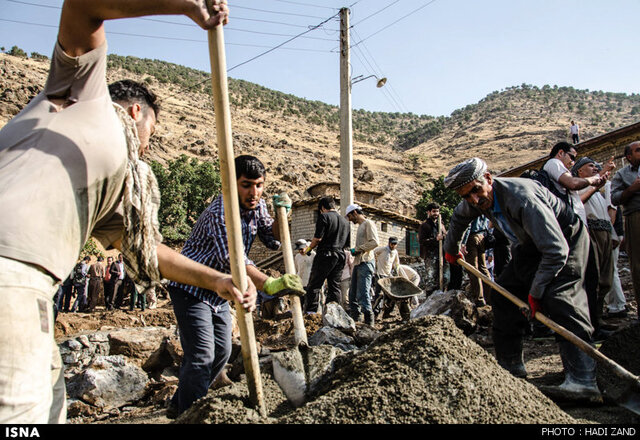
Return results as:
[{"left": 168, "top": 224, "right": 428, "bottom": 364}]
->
[
  {"left": 169, "top": 286, "right": 232, "bottom": 414},
  {"left": 349, "top": 261, "right": 375, "bottom": 315}
]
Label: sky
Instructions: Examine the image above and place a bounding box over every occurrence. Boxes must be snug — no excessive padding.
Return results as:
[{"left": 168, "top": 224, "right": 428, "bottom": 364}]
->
[{"left": 1, "top": 0, "right": 639, "bottom": 117}]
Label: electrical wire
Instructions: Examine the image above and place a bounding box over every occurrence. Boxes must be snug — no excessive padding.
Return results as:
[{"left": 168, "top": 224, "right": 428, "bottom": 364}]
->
[
  {"left": 271, "top": 0, "right": 338, "bottom": 10},
  {"left": 351, "top": 0, "right": 438, "bottom": 49}
]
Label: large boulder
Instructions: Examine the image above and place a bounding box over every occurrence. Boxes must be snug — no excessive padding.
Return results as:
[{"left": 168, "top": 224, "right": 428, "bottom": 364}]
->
[{"left": 66, "top": 355, "right": 149, "bottom": 409}]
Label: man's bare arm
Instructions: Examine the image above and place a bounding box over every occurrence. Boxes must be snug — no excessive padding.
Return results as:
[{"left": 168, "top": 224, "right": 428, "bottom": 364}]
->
[{"left": 58, "top": 0, "right": 228, "bottom": 56}]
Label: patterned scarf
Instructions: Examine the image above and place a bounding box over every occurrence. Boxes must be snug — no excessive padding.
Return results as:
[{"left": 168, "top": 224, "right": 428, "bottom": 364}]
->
[{"left": 113, "top": 104, "right": 163, "bottom": 295}]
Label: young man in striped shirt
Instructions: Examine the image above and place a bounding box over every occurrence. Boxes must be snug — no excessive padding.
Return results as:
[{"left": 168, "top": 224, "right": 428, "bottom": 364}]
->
[{"left": 167, "top": 155, "right": 304, "bottom": 417}]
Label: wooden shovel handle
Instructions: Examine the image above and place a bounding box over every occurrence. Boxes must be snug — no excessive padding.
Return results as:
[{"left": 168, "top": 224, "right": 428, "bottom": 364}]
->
[
  {"left": 207, "top": 24, "right": 266, "bottom": 417},
  {"left": 457, "top": 258, "right": 640, "bottom": 385},
  {"left": 275, "top": 206, "right": 308, "bottom": 347}
]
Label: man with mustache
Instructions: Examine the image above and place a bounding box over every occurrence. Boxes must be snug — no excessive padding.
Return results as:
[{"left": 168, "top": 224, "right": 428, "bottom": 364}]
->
[
  {"left": 167, "top": 155, "right": 304, "bottom": 417},
  {"left": 443, "top": 158, "right": 601, "bottom": 404}
]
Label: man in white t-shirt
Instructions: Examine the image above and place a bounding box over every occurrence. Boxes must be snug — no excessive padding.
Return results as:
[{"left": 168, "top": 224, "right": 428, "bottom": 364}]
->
[
  {"left": 572, "top": 157, "right": 618, "bottom": 340},
  {"left": 543, "top": 142, "right": 606, "bottom": 225},
  {"left": 570, "top": 121, "right": 580, "bottom": 144}
]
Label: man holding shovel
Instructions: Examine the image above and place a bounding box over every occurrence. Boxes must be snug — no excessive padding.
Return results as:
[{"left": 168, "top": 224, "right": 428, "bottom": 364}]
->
[
  {"left": 0, "top": 0, "right": 259, "bottom": 424},
  {"left": 167, "top": 155, "right": 305, "bottom": 417},
  {"left": 442, "top": 158, "right": 601, "bottom": 404}
]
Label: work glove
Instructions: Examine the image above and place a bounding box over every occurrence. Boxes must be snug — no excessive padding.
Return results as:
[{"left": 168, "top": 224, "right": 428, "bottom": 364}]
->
[
  {"left": 445, "top": 251, "right": 464, "bottom": 265},
  {"left": 350, "top": 248, "right": 362, "bottom": 256},
  {"left": 263, "top": 274, "right": 305, "bottom": 297},
  {"left": 272, "top": 193, "right": 292, "bottom": 214},
  {"left": 303, "top": 246, "right": 313, "bottom": 256},
  {"left": 527, "top": 294, "right": 542, "bottom": 320}
]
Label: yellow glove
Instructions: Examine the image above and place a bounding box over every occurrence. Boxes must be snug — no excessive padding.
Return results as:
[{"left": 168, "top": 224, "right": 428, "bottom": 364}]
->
[{"left": 263, "top": 274, "right": 305, "bottom": 297}]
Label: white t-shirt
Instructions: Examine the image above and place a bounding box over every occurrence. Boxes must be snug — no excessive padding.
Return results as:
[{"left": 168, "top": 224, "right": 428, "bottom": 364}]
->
[
  {"left": 294, "top": 251, "right": 315, "bottom": 287},
  {"left": 570, "top": 124, "right": 579, "bottom": 135},
  {"left": 543, "top": 158, "right": 587, "bottom": 224}
]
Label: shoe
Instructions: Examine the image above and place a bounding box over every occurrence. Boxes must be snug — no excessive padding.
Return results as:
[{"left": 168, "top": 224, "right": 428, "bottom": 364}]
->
[
  {"left": 539, "top": 377, "right": 603, "bottom": 405},
  {"left": 605, "top": 310, "right": 627, "bottom": 319},
  {"left": 592, "top": 328, "right": 614, "bottom": 343},
  {"left": 166, "top": 401, "right": 179, "bottom": 420}
]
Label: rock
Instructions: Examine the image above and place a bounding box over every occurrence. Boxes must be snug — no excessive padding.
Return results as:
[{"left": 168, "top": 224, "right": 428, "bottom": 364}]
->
[
  {"left": 66, "top": 398, "right": 100, "bottom": 418},
  {"left": 322, "top": 302, "right": 356, "bottom": 335},
  {"left": 272, "top": 345, "right": 342, "bottom": 407},
  {"left": 353, "top": 324, "right": 381, "bottom": 346},
  {"left": 108, "top": 327, "right": 175, "bottom": 366},
  {"left": 410, "top": 290, "right": 478, "bottom": 335},
  {"left": 66, "top": 355, "right": 149, "bottom": 409},
  {"left": 308, "top": 327, "right": 355, "bottom": 348}
]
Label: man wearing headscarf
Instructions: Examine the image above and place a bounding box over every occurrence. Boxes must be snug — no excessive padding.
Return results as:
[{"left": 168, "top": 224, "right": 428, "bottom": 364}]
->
[
  {"left": 442, "top": 158, "right": 600, "bottom": 404},
  {"left": 572, "top": 157, "right": 618, "bottom": 340}
]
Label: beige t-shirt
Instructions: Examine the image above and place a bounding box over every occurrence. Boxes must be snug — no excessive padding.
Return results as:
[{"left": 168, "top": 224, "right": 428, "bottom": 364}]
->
[
  {"left": 353, "top": 219, "right": 379, "bottom": 266},
  {"left": 0, "top": 41, "right": 127, "bottom": 281}
]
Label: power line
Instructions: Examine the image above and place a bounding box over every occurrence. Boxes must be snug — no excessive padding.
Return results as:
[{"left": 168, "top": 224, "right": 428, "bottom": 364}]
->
[
  {"left": 351, "top": 0, "right": 401, "bottom": 27},
  {"left": 352, "top": 28, "right": 409, "bottom": 113},
  {"left": 228, "top": 11, "right": 340, "bottom": 72},
  {"left": 271, "top": 0, "right": 338, "bottom": 10},
  {"left": 139, "top": 17, "right": 336, "bottom": 41},
  {"left": 232, "top": 5, "right": 326, "bottom": 20},
  {"left": 351, "top": 0, "right": 438, "bottom": 49},
  {"left": 0, "top": 18, "right": 333, "bottom": 53}
]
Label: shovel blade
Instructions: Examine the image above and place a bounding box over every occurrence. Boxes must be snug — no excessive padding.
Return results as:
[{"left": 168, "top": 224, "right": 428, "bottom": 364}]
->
[{"left": 616, "top": 388, "right": 640, "bottom": 416}]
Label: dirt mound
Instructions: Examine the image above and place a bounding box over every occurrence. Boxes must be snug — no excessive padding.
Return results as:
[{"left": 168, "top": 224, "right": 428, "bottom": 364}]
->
[
  {"left": 177, "top": 316, "right": 575, "bottom": 424},
  {"left": 597, "top": 323, "right": 640, "bottom": 403}
]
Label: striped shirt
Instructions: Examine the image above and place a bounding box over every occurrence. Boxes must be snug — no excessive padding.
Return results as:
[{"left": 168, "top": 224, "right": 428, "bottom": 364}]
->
[{"left": 169, "top": 195, "right": 280, "bottom": 309}]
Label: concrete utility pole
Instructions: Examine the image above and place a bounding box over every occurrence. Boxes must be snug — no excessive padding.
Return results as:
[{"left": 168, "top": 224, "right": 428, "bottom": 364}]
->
[{"left": 339, "top": 7, "right": 353, "bottom": 216}]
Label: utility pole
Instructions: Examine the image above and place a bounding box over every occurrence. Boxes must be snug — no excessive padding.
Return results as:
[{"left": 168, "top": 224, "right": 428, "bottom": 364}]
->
[{"left": 339, "top": 7, "right": 353, "bottom": 216}]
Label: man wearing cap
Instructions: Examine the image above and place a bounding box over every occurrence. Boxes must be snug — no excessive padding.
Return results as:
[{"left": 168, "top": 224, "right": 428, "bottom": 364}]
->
[
  {"left": 460, "top": 215, "right": 492, "bottom": 306},
  {"left": 303, "top": 196, "right": 351, "bottom": 314},
  {"left": 294, "top": 239, "right": 315, "bottom": 289},
  {"left": 346, "top": 204, "right": 380, "bottom": 325},
  {"left": 573, "top": 156, "right": 617, "bottom": 339},
  {"left": 611, "top": 141, "right": 640, "bottom": 321},
  {"left": 443, "top": 158, "right": 601, "bottom": 403},
  {"left": 373, "top": 237, "right": 403, "bottom": 319}
]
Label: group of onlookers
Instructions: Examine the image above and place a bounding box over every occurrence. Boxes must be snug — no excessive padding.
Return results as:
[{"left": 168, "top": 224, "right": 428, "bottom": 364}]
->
[{"left": 54, "top": 253, "right": 158, "bottom": 317}]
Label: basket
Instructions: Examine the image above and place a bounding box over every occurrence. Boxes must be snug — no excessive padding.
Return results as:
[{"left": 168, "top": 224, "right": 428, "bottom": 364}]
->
[{"left": 377, "top": 276, "right": 422, "bottom": 300}]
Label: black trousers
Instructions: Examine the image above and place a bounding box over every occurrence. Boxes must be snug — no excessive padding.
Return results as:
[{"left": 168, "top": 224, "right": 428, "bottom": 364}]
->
[
  {"left": 304, "top": 250, "right": 346, "bottom": 313},
  {"left": 492, "top": 220, "right": 593, "bottom": 344}
]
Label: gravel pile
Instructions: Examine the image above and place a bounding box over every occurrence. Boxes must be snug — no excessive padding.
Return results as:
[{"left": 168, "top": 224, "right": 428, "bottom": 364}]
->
[{"left": 177, "top": 316, "right": 575, "bottom": 424}]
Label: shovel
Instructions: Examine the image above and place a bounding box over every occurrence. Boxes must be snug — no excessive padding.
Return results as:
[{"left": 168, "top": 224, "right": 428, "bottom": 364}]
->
[
  {"left": 270, "top": 205, "right": 343, "bottom": 407},
  {"left": 457, "top": 258, "right": 640, "bottom": 415},
  {"left": 274, "top": 196, "right": 308, "bottom": 346},
  {"left": 207, "top": 18, "right": 266, "bottom": 417}
]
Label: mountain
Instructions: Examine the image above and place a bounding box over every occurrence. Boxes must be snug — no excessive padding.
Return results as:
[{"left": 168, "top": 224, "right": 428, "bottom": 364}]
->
[{"left": 2, "top": 50, "right": 640, "bottom": 218}]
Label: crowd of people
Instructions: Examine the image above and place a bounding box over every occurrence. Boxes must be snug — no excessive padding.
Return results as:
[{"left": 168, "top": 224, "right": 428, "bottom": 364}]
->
[
  {"left": 1, "top": 0, "right": 639, "bottom": 425},
  {"left": 267, "top": 197, "right": 421, "bottom": 326},
  {"left": 53, "top": 253, "right": 162, "bottom": 316}
]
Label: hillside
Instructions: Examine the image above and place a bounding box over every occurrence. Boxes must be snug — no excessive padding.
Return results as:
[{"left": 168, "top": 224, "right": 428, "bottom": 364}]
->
[{"left": 2, "top": 50, "right": 640, "bottom": 218}]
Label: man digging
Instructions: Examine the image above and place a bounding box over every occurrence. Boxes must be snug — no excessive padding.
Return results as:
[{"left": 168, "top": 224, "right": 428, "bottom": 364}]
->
[{"left": 443, "top": 158, "right": 602, "bottom": 404}]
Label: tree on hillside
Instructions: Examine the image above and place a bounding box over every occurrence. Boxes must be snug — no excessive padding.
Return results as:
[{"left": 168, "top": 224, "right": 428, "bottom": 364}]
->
[
  {"left": 415, "top": 176, "right": 461, "bottom": 226},
  {"left": 7, "top": 46, "right": 27, "bottom": 58},
  {"left": 150, "top": 155, "right": 221, "bottom": 244}
]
